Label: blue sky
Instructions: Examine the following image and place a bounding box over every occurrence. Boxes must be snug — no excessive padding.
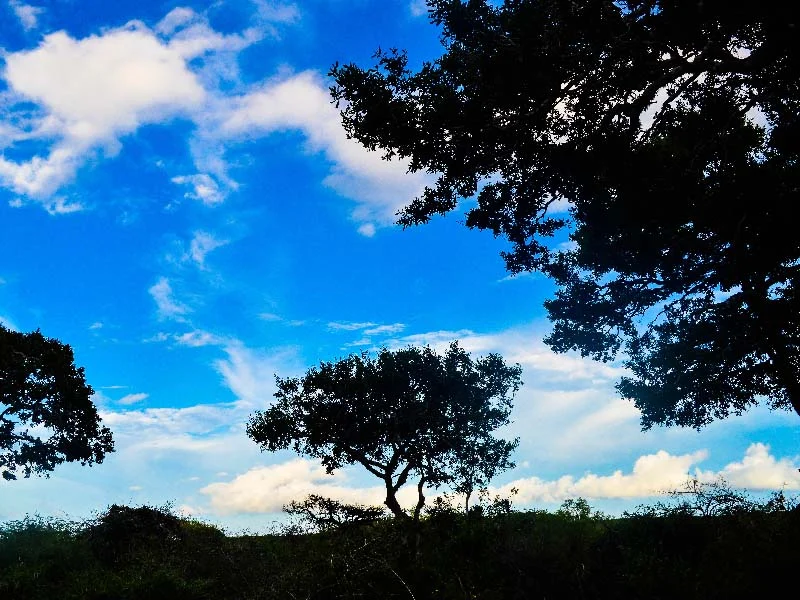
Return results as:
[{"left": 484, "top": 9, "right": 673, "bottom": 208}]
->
[{"left": 1, "top": 0, "right": 798, "bottom": 531}]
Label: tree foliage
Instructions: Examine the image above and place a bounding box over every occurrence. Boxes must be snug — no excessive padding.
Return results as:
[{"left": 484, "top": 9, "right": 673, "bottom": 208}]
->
[
  {"left": 0, "top": 325, "right": 114, "bottom": 480},
  {"left": 330, "top": 0, "right": 800, "bottom": 428},
  {"left": 247, "top": 342, "right": 522, "bottom": 519},
  {"left": 284, "top": 494, "right": 388, "bottom": 532}
]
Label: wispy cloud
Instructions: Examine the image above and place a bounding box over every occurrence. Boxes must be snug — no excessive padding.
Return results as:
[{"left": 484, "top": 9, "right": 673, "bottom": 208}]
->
[
  {"left": 188, "top": 231, "right": 229, "bottom": 267},
  {"left": 409, "top": 0, "right": 428, "bottom": 18},
  {"left": 327, "top": 321, "right": 377, "bottom": 331},
  {"left": 9, "top": 1, "right": 43, "bottom": 31},
  {"left": 215, "top": 70, "right": 432, "bottom": 227},
  {"left": 149, "top": 277, "right": 190, "bottom": 320},
  {"left": 363, "top": 323, "right": 405, "bottom": 336},
  {"left": 0, "top": 315, "right": 19, "bottom": 330},
  {"left": 118, "top": 392, "right": 149, "bottom": 405},
  {"left": 259, "top": 312, "right": 305, "bottom": 326},
  {"left": 213, "top": 342, "right": 300, "bottom": 406},
  {"left": 171, "top": 174, "right": 226, "bottom": 206}
]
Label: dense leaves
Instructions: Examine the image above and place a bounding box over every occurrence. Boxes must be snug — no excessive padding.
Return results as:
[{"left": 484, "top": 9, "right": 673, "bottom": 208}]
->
[
  {"left": 247, "top": 342, "right": 522, "bottom": 518},
  {"left": 0, "top": 325, "right": 113, "bottom": 480},
  {"left": 2, "top": 493, "right": 799, "bottom": 599},
  {"left": 330, "top": 0, "right": 800, "bottom": 427}
]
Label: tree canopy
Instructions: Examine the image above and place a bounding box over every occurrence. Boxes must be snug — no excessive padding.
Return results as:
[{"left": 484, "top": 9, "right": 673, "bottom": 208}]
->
[
  {"left": 247, "top": 343, "right": 522, "bottom": 519},
  {"left": 330, "top": 0, "right": 800, "bottom": 428},
  {"left": 0, "top": 325, "right": 114, "bottom": 480}
]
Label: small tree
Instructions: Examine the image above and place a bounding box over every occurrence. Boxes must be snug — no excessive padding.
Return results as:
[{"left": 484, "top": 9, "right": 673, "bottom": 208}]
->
[
  {"left": 1, "top": 325, "right": 114, "bottom": 480},
  {"left": 247, "top": 342, "right": 522, "bottom": 519}
]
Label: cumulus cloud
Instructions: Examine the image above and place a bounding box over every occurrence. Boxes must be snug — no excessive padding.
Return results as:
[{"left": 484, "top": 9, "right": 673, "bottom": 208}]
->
[
  {"left": 501, "top": 449, "right": 709, "bottom": 503},
  {"left": 149, "top": 277, "right": 190, "bottom": 320},
  {"left": 201, "top": 445, "right": 800, "bottom": 515},
  {"left": 201, "top": 458, "right": 419, "bottom": 515},
  {"left": 0, "top": 25, "right": 205, "bottom": 203},
  {"left": 698, "top": 443, "right": 800, "bottom": 490},
  {"left": 499, "top": 444, "right": 800, "bottom": 504},
  {"left": 0, "top": 5, "right": 426, "bottom": 233}
]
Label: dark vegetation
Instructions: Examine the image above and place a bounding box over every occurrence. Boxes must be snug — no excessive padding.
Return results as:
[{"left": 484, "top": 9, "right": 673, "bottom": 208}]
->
[
  {"left": 331, "top": 0, "right": 800, "bottom": 426},
  {"left": 2, "top": 482, "right": 797, "bottom": 599},
  {"left": 248, "top": 343, "right": 522, "bottom": 519},
  {"left": 0, "top": 325, "right": 113, "bottom": 481}
]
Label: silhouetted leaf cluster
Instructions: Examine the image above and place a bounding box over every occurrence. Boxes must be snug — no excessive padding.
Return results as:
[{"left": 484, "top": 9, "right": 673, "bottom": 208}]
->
[
  {"left": 0, "top": 325, "right": 113, "bottom": 480},
  {"left": 330, "top": 0, "right": 800, "bottom": 427}
]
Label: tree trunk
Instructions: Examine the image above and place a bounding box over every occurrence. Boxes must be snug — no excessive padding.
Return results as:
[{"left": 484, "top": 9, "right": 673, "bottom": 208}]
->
[
  {"left": 412, "top": 477, "right": 426, "bottom": 521},
  {"left": 383, "top": 480, "right": 407, "bottom": 519}
]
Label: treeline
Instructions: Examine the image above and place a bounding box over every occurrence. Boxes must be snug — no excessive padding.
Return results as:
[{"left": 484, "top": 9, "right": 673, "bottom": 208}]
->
[{"left": 2, "top": 485, "right": 798, "bottom": 599}]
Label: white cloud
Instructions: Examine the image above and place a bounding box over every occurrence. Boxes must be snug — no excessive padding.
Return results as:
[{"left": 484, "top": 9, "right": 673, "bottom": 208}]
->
[
  {"left": 154, "top": 7, "right": 196, "bottom": 36},
  {"left": 357, "top": 223, "right": 376, "bottom": 237},
  {"left": 698, "top": 443, "right": 800, "bottom": 490},
  {"left": 174, "top": 329, "right": 226, "bottom": 348},
  {"left": 213, "top": 342, "right": 300, "bottom": 406},
  {"left": 118, "top": 392, "right": 149, "bottom": 405},
  {"left": 201, "top": 458, "right": 419, "bottom": 515},
  {"left": 158, "top": 9, "right": 263, "bottom": 60},
  {"left": 89, "top": 321, "right": 103, "bottom": 330},
  {"left": 1, "top": 25, "right": 205, "bottom": 202},
  {"left": 9, "top": 1, "right": 43, "bottom": 31},
  {"left": 217, "top": 70, "right": 431, "bottom": 226},
  {"left": 252, "top": 1, "right": 300, "bottom": 25},
  {"left": 171, "top": 174, "right": 226, "bottom": 206},
  {"left": 189, "top": 231, "right": 229, "bottom": 266},
  {"left": 101, "top": 401, "right": 245, "bottom": 440},
  {"left": 0, "top": 7, "right": 426, "bottom": 233},
  {"left": 148, "top": 277, "right": 190, "bottom": 320},
  {"left": 497, "top": 444, "right": 800, "bottom": 504},
  {"left": 327, "top": 321, "right": 377, "bottom": 331},
  {"left": 363, "top": 323, "right": 406, "bottom": 336},
  {"left": 198, "top": 444, "right": 800, "bottom": 516},
  {"left": 386, "top": 326, "right": 627, "bottom": 384}
]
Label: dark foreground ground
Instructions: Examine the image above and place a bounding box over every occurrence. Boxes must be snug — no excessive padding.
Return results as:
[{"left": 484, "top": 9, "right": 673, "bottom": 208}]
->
[{"left": 1, "top": 492, "right": 798, "bottom": 600}]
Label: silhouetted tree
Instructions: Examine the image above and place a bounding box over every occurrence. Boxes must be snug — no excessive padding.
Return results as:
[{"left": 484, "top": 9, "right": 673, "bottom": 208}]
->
[
  {"left": 330, "top": 0, "right": 800, "bottom": 428},
  {"left": 247, "top": 342, "right": 522, "bottom": 519},
  {"left": 0, "top": 325, "right": 114, "bottom": 480}
]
